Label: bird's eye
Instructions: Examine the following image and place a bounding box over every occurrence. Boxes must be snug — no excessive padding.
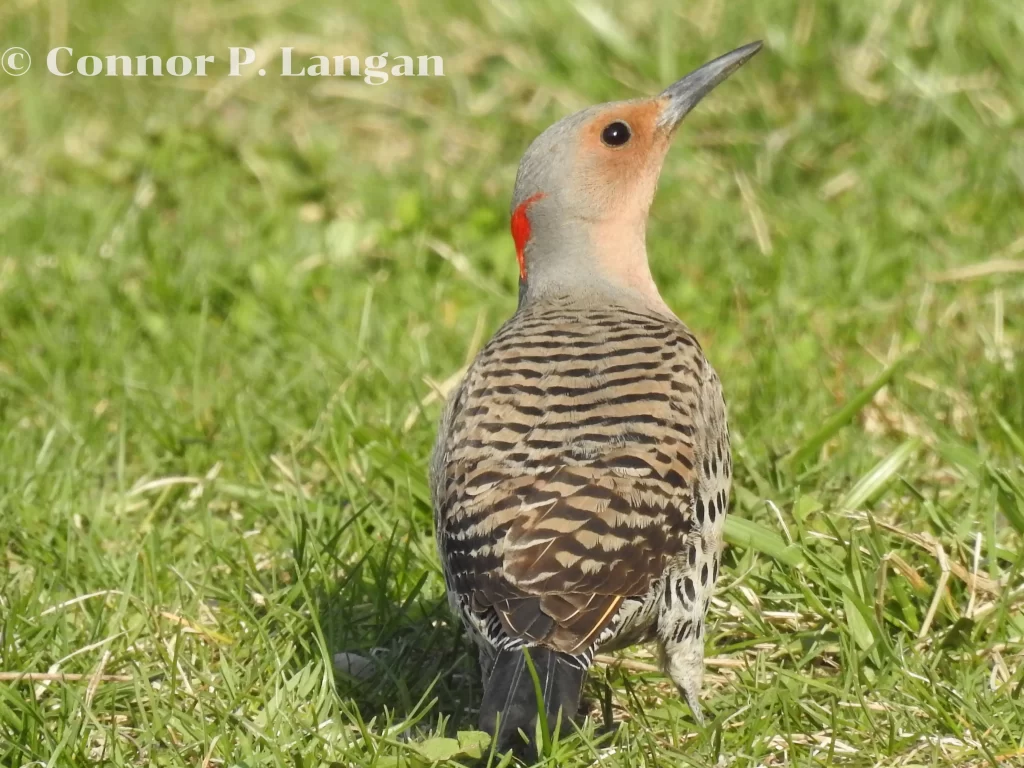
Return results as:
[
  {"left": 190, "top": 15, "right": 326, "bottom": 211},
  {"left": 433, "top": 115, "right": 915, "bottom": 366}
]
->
[{"left": 600, "top": 120, "right": 632, "bottom": 147}]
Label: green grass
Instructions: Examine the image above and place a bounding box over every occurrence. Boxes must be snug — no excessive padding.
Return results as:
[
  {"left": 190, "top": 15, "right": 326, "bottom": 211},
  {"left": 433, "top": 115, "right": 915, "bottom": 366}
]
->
[{"left": 2, "top": 0, "right": 1023, "bottom": 765}]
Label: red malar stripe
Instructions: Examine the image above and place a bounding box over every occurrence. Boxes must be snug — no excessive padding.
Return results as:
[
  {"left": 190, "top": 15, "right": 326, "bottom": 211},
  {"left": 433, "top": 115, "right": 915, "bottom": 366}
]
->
[{"left": 510, "top": 192, "right": 545, "bottom": 280}]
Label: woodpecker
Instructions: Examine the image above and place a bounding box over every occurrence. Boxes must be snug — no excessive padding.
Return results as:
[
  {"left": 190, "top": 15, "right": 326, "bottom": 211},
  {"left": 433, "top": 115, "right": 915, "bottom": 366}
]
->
[{"left": 431, "top": 41, "right": 761, "bottom": 759}]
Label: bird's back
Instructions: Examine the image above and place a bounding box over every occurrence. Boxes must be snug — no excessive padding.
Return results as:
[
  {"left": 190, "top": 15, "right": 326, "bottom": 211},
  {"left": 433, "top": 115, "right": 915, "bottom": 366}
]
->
[{"left": 431, "top": 294, "right": 729, "bottom": 656}]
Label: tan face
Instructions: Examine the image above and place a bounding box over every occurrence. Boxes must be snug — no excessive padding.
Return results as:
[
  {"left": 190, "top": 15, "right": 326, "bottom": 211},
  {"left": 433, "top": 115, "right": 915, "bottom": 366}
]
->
[
  {"left": 573, "top": 99, "right": 673, "bottom": 222},
  {"left": 512, "top": 40, "right": 762, "bottom": 227}
]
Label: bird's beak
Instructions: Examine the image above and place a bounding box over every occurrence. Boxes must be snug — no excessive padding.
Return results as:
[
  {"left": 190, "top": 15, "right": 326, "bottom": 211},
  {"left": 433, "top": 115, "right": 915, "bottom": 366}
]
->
[{"left": 657, "top": 41, "right": 762, "bottom": 131}]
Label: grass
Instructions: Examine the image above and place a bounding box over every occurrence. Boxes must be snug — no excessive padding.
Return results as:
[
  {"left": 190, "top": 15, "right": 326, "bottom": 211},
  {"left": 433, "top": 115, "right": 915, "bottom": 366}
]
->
[{"left": 1, "top": 0, "right": 1023, "bottom": 765}]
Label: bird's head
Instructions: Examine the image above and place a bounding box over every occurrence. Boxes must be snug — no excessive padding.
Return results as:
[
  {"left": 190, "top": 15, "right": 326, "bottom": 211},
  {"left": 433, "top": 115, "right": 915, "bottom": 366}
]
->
[{"left": 510, "top": 41, "right": 762, "bottom": 307}]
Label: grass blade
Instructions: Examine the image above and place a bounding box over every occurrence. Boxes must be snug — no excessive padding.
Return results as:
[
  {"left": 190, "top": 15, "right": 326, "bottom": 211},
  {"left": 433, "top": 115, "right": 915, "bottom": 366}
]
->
[
  {"left": 783, "top": 355, "right": 911, "bottom": 468},
  {"left": 725, "top": 515, "right": 804, "bottom": 567},
  {"left": 521, "top": 647, "right": 552, "bottom": 756},
  {"left": 838, "top": 439, "right": 920, "bottom": 511}
]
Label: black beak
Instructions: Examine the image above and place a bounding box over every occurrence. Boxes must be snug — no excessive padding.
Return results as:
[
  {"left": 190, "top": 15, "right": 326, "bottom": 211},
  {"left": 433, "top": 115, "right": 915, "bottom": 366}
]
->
[{"left": 658, "top": 41, "right": 762, "bottom": 130}]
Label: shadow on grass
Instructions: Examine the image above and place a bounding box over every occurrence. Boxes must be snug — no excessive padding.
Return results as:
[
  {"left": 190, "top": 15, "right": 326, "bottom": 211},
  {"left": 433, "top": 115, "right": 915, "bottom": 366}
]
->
[{"left": 306, "top": 512, "right": 483, "bottom": 735}]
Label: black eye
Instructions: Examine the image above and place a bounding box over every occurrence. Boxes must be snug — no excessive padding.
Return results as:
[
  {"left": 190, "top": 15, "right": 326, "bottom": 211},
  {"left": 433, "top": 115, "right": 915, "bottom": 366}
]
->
[{"left": 600, "top": 120, "right": 632, "bottom": 147}]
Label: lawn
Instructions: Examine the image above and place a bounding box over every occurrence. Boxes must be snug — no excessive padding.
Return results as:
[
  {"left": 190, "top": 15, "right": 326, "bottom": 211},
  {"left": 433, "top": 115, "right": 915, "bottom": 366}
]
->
[{"left": 1, "top": 0, "right": 1023, "bottom": 766}]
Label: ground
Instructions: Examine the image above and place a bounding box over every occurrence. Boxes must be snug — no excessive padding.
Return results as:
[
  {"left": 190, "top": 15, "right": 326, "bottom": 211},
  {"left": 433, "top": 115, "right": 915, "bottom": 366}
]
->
[{"left": 1, "top": 1, "right": 1022, "bottom": 766}]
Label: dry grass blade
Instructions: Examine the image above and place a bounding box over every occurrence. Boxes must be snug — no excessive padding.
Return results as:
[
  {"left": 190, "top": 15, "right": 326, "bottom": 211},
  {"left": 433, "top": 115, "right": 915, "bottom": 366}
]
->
[
  {"left": 929, "top": 258, "right": 1024, "bottom": 283},
  {"left": 0, "top": 672, "right": 133, "bottom": 683},
  {"left": 871, "top": 519, "right": 1003, "bottom": 596}
]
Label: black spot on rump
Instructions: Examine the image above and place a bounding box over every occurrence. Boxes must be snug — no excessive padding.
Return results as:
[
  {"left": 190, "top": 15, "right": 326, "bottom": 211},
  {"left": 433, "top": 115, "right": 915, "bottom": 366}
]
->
[{"left": 684, "top": 577, "right": 696, "bottom": 603}]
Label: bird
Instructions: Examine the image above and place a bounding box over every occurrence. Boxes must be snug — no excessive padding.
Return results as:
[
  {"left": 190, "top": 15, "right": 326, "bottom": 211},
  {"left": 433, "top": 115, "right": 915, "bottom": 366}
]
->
[{"left": 430, "top": 41, "right": 761, "bottom": 759}]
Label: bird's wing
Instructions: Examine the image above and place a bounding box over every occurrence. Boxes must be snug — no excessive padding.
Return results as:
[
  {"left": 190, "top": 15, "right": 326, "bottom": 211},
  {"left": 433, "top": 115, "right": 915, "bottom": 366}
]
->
[{"left": 441, "top": 455, "right": 697, "bottom": 653}]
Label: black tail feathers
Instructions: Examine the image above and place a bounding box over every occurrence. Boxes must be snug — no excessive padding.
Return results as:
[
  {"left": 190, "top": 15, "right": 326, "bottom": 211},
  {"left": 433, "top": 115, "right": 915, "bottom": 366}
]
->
[{"left": 478, "top": 646, "right": 589, "bottom": 760}]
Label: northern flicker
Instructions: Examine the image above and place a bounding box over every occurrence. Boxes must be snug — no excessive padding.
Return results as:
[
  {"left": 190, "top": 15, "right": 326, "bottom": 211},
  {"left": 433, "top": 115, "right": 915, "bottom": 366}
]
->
[{"left": 431, "top": 41, "right": 761, "bottom": 758}]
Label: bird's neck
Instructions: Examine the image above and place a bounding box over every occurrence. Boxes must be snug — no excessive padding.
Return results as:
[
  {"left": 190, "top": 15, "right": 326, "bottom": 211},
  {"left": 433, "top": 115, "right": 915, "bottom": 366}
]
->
[{"left": 521, "top": 215, "right": 671, "bottom": 315}]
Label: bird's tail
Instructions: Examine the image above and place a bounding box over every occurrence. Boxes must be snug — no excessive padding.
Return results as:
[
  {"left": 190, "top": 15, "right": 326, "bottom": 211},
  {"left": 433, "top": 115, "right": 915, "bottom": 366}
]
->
[{"left": 478, "top": 646, "right": 589, "bottom": 759}]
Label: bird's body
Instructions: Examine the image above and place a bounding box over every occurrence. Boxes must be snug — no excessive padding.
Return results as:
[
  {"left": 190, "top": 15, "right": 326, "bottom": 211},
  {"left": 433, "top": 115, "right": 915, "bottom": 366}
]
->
[
  {"left": 430, "top": 41, "right": 760, "bottom": 758},
  {"left": 433, "top": 295, "right": 730, "bottom": 722}
]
